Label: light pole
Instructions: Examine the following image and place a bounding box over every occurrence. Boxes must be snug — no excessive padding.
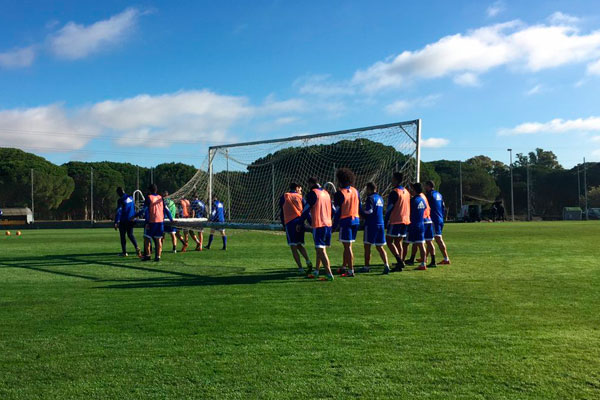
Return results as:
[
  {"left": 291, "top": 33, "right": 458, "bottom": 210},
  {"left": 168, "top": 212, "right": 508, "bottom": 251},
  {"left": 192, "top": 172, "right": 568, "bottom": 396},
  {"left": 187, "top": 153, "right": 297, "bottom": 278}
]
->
[{"left": 507, "top": 148, "right": 514, "bottom": 221}]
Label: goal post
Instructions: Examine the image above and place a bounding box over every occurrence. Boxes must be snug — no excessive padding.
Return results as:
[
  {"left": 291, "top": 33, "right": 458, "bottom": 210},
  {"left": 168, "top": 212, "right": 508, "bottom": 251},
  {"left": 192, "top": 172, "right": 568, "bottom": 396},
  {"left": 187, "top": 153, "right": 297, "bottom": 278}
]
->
[{"left": 200, "top": 119, "right": 421, "bottom": 229}]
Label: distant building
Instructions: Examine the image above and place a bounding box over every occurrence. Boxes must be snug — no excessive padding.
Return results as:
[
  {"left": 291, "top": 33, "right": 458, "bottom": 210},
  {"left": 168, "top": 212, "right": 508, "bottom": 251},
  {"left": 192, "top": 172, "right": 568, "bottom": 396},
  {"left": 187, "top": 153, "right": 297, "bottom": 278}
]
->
[{"left": 0, "top": 208, "right": 34, "bottom": 225}]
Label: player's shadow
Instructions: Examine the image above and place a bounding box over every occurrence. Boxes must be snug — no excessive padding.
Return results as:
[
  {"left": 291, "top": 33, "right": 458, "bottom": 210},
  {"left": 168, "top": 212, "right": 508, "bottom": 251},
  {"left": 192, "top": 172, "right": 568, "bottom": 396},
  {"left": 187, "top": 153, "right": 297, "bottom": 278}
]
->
[{"left": 98, "top": 269, "right": 297, "bottom": 289}]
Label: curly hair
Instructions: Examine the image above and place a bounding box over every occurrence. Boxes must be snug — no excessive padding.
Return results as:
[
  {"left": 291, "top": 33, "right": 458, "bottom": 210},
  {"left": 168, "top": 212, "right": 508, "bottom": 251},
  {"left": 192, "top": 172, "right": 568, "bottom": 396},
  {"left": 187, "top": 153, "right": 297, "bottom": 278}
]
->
[{"left": 336, "top": 168, "right": 356, "bottom": 187}]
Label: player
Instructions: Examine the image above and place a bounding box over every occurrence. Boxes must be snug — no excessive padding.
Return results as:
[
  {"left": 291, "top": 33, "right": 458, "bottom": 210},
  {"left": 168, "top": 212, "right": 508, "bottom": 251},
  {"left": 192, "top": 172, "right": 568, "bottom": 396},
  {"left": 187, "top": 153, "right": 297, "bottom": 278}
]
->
[
  {"left": 384, "top": 172, "right": 411, "bottom": 272},
  {"left": 333, "top": 168, "right": 360, "bottom": 277},
  {"left": 405, "top": 186, "right": 437, "bottom": 268},
  {"left": 279, "top": 182, "right": 313, "bottom": 274},
  {"left": 405, "top": 182, "right": 428, "bottom": 270},
  {"left": 205, "top": 197, "right": 227, "bottom": 250},
  {"left": 142, "top": 184, "right": 174, "bottom": 262},
  {"left": 299, "top": 177, "right": 334, "bottom": 281},
  {"left": 361, "top": 182, "right": 391, "bottom": 274},
  {"left": 177, "top": 197, "right": 201, "bottom": 252},
  {"left": 191, "top": 195, "right": 206, "bottom": 251},
  {"left": 163, "top": 191, "right": 178, "bottom": 253},
  {"left": 425, "top": 180, "right": 451, "bottom": 264},
  {"left": 114, "top": 187, "right": 141, "bottom": 257}
]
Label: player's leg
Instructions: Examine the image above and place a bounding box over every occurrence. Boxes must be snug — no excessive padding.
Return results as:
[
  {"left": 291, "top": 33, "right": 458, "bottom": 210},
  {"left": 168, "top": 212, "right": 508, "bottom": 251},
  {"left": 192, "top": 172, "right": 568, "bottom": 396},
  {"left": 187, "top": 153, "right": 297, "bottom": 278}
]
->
[
  {"left": 220, "top": 229, "right": 227, "bottom": 250},
  {"left": 433, "top": 222, "right": 450, "bottom": 264},
  {"left": 426, "top": 240, "right": 436, "bottom": 267},
  {"left": 376, "top": 245, "right": 390, "bottom": 273},
  {"left": 142, "top": 226, "right": 152, "bottom": 261},
  {"left": 154, "top": 237, "right": 163, "bottom": 261},
  {"left": 297, "top": 244, "right": 311, "bottom": 270},
  {"left": 416, "top": 243, "right": 427, "bottom": 270},
  {"left": 126, "top": 221, "right": 141, "bottom": 257},
  {"left": 196, "top": 228, "right": 204, "bottom": 251},
  {"left": 364, "top": 243, "right": 371, "bottom": 269},
  {"left": 342, "top": 242, "right": 354, "bottom": 276},
  {"left": 317, "top": 248, "right": 333, "bottom": 280},
  {"left": 189, "top": 230, "right": 200, "bottom": 247},
  {"left": 206, "top": 229, "right": 215, "bottom": 249},
  {"left": 290, "top": 245, "right": 303, "bottom": 270},
  {"left": 118, "top": 223, "right": 128, "bottom": 256}
]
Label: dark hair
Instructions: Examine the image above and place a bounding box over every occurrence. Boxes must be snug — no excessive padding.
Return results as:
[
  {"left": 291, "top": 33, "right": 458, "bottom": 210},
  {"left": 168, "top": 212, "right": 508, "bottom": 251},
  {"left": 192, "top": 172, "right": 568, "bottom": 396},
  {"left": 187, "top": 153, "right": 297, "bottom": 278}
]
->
[
  {"left": 425, "top": 180, "right": 435, "bottom": 189},
  {"left": 366, "top": 182, "right": 377, "bottom": 192},
  {"left": 289, "top": 182, "right": 300, "bottom": 191},
  {"left": 392, "top": 172, "right": 403, "bottom": 184},
  {"left": 411, "top": 182, "right": 423, "bottom": 194},
  {"left": 336, "top": 168, "right": 356, "bottom": 187},
  {"left": 149, "top": 184, "right": 158, "bottom": 193},
  {"left": 162, "top": 191, "right": 169, "bottom": 197},
  {"left": 307, "top": 177, "right": 319, "bottom": 186},
  {"left": 116, "top": 187, "right": 124, "bottom": 196}
]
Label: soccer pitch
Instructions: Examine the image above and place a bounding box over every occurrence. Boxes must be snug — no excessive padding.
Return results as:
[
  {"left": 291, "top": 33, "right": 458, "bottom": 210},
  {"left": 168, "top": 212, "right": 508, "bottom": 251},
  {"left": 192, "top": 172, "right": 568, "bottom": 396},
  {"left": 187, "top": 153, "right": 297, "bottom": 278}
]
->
[{"left": 1, "top": 222, "right": 599, "bottom": 399}]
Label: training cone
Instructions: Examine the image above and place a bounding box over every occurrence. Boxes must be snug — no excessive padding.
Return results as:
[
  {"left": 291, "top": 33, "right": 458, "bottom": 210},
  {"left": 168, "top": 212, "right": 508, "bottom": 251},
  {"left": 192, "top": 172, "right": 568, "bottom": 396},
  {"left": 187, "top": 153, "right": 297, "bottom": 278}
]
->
[
  {"left": 16, "top": 231, "right": 22, "bottom": 236},
  {"left": 5, "top": 231, "right": 11, "bottom": 236}
]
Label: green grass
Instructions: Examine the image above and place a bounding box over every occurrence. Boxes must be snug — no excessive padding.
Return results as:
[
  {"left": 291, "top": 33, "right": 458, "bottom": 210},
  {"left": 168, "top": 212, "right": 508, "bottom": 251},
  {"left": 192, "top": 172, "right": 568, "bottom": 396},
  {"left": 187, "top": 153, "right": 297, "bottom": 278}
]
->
[{"left": 0, "top": 222, "right": 599, "bottom": 399}]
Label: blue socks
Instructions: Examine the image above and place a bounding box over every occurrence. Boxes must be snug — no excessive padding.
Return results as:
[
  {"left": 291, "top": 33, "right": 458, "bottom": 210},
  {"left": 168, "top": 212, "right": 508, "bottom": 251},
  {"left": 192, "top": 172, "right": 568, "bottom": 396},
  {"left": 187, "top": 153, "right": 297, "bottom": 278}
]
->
[{"left": 222, "top": 236, "right": 227, "bottom": 250}]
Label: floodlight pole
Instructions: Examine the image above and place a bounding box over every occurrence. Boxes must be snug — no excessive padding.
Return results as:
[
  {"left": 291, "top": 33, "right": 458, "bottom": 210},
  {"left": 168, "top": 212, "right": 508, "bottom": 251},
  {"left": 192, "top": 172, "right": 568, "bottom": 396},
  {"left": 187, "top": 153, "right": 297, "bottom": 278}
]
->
[
  {"left": 577, "top": 164, "right": 581, "bottom": 207},
  {"left": 459, "top": 161, "right": 463, "bottom": 210},
  {"left": 583, "top": 157, "right": 588, "bottom": 220},
  {"left": 415, "top": 119, "right": 422, "bottom": 182},
  {"left": 226, "top": 149, "right": 231, "bottom": 221},
  {"left": 30, "top": 168, "right": 34, "bottom": 218},
  {"left": 90, "top": 167, "right": 94, "bottom": 225},
  {"left": 526, "top": 161, "right": 531, "bottom": 221},
  {"left": 271, "top": 163, "right": 276, "bottom": 223},
  {"left": 508, "top": 148, "right": 514, "bottom": 222}
]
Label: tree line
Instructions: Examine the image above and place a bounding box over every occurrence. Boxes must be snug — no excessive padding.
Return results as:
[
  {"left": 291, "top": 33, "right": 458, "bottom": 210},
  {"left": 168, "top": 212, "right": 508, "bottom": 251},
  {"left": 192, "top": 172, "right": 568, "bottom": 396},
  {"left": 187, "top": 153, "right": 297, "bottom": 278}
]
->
[{"left": 0, "top": 146, "right": 598, "bottom": 221}]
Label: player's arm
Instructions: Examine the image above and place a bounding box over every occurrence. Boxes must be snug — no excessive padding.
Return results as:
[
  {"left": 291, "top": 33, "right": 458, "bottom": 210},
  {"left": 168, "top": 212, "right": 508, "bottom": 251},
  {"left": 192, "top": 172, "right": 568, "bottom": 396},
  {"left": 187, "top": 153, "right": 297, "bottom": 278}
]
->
[
  {"left": 332, "top": 191, "right": 344, "bottom": 229},
  {"left": 384, "top": 191, "right": 398, "bottom": 226},
  {"left": 363, "top": 196, "right": 374, "bottom": 216},
  {"left": 164, "top": 203, "right": 174, "bottom": 222},
  {"left": 299, "top": 192, "right": 316, "bottom": 224},
  {"left": 442, "top": 199, "right": 446, "bottom": 221},
  {"left": 278, "top": 195, "right": 286, "bottom": 227}
]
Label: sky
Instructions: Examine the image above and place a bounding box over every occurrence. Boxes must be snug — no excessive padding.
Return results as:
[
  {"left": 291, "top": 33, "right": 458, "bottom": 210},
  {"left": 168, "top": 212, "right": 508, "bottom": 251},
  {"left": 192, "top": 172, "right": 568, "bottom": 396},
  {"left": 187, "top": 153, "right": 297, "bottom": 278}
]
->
[{"left": 1, "top": 0, "right": 600, "bottom": 168}]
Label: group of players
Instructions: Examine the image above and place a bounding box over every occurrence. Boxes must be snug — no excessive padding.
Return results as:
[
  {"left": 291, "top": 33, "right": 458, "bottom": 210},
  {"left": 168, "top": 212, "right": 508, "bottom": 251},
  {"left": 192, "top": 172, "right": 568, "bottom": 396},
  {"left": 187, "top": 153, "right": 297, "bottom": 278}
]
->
[
  {"left": 114, "top": 184, "right": 226, "bottom": 262},
  {"left": 279, "top": 169, "right": 450, "bottom": 281}
]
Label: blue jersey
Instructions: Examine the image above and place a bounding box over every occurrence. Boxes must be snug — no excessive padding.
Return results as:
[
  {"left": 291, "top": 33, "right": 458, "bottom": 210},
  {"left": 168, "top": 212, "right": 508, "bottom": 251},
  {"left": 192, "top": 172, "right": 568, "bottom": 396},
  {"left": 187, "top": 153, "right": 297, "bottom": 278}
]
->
[
  {"left": 211, "top": 200, "right": 225, "bottom": 222},
  {"left": 191, "top": 199, "right": 206, "bottom": 218},
  {"left": 427, "top": 190, "right": 445, "bottom": 224},
  {"left": 410, "top": 195, "right": 427, "bottom": 228},
  {"left": 115, "top": 193, "right": 136, "bottom": 224},
  {"left": 362, "top": 193, "right": 385, "bottom": 227}
]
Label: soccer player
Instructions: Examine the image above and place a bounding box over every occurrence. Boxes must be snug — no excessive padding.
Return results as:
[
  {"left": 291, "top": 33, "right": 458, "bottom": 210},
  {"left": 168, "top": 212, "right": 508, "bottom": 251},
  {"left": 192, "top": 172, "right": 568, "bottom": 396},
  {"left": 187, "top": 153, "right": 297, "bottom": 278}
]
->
[
  {"left": 142, "top": 184, "right": 174, "bottom": 262},
  {"left": 406, "top": 186, "right": 437, "bottom": 268},
  {"left": 299, "top": 177, "right": 334, "bottom": 281},
  {"left": 425, "top": 180, "right": 451, "bottom": 264},
  {"left": 385, "top": 172, "right": 411, "bottom": 272},
  {"left": 279, "top": 182, "right": 313, "bottom": 274},
  {"left": 191, "top": 195, "right": 206, "bottom": 251},
  {"left": 333, "top": 168, "right": 360, "bottom": 277},
  {"left": 163, "top": 191, "right": 178, "bottom": 253},
  {"left": 177, "top": 197, "right": 200, "bottom": 252},
  {"left": 205, "top": 197, "right": 227, "bottom": 250},
  {"left": 114, "top": 187, "right": 141, "bottom": 257},
  {"left": 406, "top": 182, "right": 428, "bottom": 270},
  {"left": 361, "top": 182, "right": 391, "bottom": 274}
]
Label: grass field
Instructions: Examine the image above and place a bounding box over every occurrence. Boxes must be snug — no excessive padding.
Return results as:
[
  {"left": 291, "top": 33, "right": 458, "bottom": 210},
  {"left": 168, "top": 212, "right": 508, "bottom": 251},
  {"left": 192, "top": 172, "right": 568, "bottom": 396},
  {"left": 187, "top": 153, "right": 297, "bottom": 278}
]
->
[{"left": 1, "top": 222, "right": 599, "bottom": 399}]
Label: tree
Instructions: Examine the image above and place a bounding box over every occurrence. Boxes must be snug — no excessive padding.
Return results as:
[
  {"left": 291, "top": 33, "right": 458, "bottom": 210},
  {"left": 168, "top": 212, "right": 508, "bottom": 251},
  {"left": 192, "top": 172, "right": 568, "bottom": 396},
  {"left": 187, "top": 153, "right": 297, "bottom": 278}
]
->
[
  {"left": 587, "top": 186, "right": 600, "bottom": 208},
  {"left": 515, "top": 148, "right": 562, "bottom": 169}
]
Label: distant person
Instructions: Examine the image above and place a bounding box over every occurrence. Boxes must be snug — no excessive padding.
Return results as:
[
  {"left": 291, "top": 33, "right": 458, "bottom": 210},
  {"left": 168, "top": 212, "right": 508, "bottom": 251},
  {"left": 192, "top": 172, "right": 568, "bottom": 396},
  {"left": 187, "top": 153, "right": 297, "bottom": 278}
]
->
[
  {"left": 163, "top": 191, "right": 178, "bottom": 253},
  {"left": 385, "top": 172, "right": 411, "bottom": 272},
  {"left": 361, "top": 182, "right": 390, "bottom": 274},
  {"left": 191, "top": 195, "right": 206, "bottom": 251},
  {"left": 496, "top": 200, "right": 506, "bottom": 222},
  {"left": 333, "top": 168, "right": 360, "bottom": 277},
  {"left": 279, "top": 182, "right": 312, "bottom": 274},
  {"left": 205, "top": 197, "right": 227, "bottom": 250},
  {"left": 299, "top": 177, "right": 334, "bottom": 281},
  {"left": 425, "top": 181, "right": 450, "bottom": 265},
  {"left": 142, "top": 184, "right": 174, "bottom": 262},
  {"left": 114, "top": 187, "right": 141, "bottom": 257},
  {"left": 405, "top": 182, "right": 428, "bottom": 270},
  {"left": 177, "top": 197, "right": 201, "bottom": 252}
]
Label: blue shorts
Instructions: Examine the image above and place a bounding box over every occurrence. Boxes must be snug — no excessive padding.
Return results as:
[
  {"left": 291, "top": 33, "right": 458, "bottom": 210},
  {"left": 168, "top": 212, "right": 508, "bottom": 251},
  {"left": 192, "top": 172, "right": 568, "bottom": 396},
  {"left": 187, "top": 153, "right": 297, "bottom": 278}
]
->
[
  {"left": 285, "top": 220, "right": 305, "bottom": 246},
  {"left": 406, "top": 224, "right": 425, "bottom": 244},
  {"left": 387, "top": 223, "right": 407, "bottom": 238},
  {"left": 339, "top": 224, "right": 358, "bottom": 243},
  {"left": 164, "top": 224, "right": 177, "bottom": 234},
  {"left": 144, "top": 222, "right": 164, "bottom": 239},
  {"left": 312, "top": 226, "right": 332, "bottom": 248},
  {"left": 364, "top": 225, "right": 386, "bottom": 246},
  {"left": 433, "top": 221, "right": 444, "bottom": 236},
  {"left": 424, "top": 223, "right": 434, "bottom": 241}
]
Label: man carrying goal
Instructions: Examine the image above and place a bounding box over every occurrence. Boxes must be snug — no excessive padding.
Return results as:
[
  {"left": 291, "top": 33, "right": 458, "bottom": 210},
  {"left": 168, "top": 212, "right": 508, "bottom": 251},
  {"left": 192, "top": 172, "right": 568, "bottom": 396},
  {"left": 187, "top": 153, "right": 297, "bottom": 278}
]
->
[
  {"left": 205, "top": 197, "right": 227, "bottom": 250},
  {"left": 279, "top": 182, "right": 313, "bottom": 275}
]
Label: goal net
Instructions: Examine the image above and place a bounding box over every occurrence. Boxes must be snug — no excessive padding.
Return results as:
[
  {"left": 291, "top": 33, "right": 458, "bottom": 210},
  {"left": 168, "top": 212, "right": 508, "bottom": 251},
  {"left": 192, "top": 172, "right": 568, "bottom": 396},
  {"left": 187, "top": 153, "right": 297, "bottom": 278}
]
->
[{"left": 170, "top": 120, "right": 421, "bottom": 229}]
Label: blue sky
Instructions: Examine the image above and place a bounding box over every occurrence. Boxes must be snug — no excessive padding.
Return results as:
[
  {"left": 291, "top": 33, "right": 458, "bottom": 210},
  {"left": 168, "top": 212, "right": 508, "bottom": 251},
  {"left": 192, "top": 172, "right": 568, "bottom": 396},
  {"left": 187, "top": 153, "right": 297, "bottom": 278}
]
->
[{"left": 1, "top": 0, "right": 600, "bottom": 167}]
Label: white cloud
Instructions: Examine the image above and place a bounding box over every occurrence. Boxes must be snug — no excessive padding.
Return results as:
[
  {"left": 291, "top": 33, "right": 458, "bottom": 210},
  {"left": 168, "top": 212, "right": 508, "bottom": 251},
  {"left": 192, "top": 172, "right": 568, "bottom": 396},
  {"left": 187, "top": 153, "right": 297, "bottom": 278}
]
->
[
  {"left": 548, "top": 12, "right": 580, "bottom": 26},
  {"left": 0, "top": 46, "right": 35, "bottom": 68},
  {"left": 587, "top": 58, "right": 600, "bottom": 75},
  {"left": 49, "top": 8, "right": 141, "bottom": 60},
  {"left": 486, "top": 1, "right": 505, "bottom": 18},
  {"left": 87, "top": 90, "right": 253, "bottom": 146},
  {"left": 453, "top": 72, "right": 480, "bottom": 86},
  {"left": 259, "top": 95, "right": 307, "bottom": 114},
  {"left": 295, "top": 74, "right": 355, "bottom": 97},
  {"left": 0, "top": 104, "right": 98, "bottom": 151},
  {"left": 385, "top": 94, "right": 440, "bottom": 115},
  {"left": 351, "top": 16, "right": 600, "bottom": 92},
  {"left": 590, "top": 135, "right": 600, "bottom": 142},
  {"left": 421, "top": 138, "right": 450, "bottom": 148},
  {"left": 525, "top": 84, "right": 543, "bottom": 95},
  {"left": 499, "top": 116, "right": 600, "bottom": 135}
]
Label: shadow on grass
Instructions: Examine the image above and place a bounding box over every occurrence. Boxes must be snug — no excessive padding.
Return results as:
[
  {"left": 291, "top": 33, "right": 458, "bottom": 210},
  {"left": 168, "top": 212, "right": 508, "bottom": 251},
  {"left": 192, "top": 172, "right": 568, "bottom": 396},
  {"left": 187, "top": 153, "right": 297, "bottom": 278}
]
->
[{"left": 0, "top": 252, "right": 298, "bottom": 288}]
